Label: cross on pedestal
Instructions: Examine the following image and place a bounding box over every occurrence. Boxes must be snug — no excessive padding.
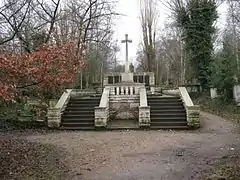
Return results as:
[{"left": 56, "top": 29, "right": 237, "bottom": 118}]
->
[{"left": 121, "top": 34, "right": 132, "bottom": 73}]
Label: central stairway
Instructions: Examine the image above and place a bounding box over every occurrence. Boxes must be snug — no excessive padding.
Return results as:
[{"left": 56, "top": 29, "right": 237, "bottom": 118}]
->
[
  {"left": 60, "top": 95, "right": 101, "bottom": 130},
  {"left": 147, "top": 95, "right": 187, "bottom": 129}
]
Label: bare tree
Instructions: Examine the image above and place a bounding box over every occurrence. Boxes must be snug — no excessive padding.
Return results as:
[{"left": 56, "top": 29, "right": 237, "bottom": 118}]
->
[
  {"left": 0, "top": 0, "right": 61, "bottom": 53},
  {"left": 139, "top": 0, "right": 157, "bottom": 72},
  {"left": 53, "top": 0, "right": 118, "bottom": 88}
]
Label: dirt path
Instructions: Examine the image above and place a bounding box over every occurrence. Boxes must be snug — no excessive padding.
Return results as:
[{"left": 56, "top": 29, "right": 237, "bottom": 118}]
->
[{"left": 25, "top": 112, "right": 240, "bottom": 180}]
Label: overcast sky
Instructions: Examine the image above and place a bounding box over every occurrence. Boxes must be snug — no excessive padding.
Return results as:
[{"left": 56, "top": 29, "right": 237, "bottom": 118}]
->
[{"left": 113, "top": 0, "right": 228, "bottom": 66}]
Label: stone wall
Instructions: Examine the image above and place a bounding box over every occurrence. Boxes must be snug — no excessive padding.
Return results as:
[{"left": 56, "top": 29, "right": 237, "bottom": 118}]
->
[
  {"left": 47, "top": 89, "right": 72, "bottom": 128},
  {"left": 109, "top": 95, "right": 139, "bottom": 120},
  {"left": 104, "top": 72, "right": 155, "bottom": 86}
]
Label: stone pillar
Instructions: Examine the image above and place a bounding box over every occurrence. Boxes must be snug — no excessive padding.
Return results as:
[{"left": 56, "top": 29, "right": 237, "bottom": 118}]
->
[
  {"left": 116, "top": 87, "right": 120, "bottom": 95},
  {"left": 103, "top": 75, "right": 108, "bottom": 86},
  {"left": 149, "top": 72, "right": 155, "bottom": 94},
  {"left": 139, "top": 106, "right": 150, "bottom": 127},
  {"left": 130, "top": 86, "right": 133, "bottom": 95},
  {"left": 47, "top": 108, "right": 61, "bottom": 128},
  {"left": 187, "top": 106, "right": 200, "bottom": 129},
  {"left": 125, "top": 86, "right": 129, "bottom": 95},
  {"left": 121, "top": 87, "right": 124, "bottom": 95}
]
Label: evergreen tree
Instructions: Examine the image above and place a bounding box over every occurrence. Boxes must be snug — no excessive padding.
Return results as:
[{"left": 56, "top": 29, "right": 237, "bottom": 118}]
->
[
  {"left": 211, "top": 37, "right": 237, "bottom": 100},
  {"left": 174, "top": 0, "right": 218, "bottom": 90}
]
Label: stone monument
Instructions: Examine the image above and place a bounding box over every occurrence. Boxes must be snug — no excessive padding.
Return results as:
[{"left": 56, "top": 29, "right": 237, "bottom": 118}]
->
[{"left": 121, "top": 34, "right": 134, "bottom": 82}]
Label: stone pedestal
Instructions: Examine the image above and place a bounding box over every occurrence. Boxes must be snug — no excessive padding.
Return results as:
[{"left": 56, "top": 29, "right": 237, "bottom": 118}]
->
[
  {"left": 139, "top": 106, "right": 150, "bottom": 127},
  {"left": 210, "top": 88, "right": 218, "bottom": 99},
  {"left": 47, "top": 108, "right": 61, "bottom": 128},
  {"left": 121, "top": 72, "right": 133, "bottom": 82}
]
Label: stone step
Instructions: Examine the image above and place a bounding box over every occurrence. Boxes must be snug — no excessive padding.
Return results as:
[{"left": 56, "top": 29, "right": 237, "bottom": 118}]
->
[
  {"left": 69, "top": 99, "right": 100, "bottom": 103},
  {"left": 68, "top": 100, "right": 99, "bottom": 104},
  {"left": 150, "top": 109, "right": 186, "bottom": 113},
  {"left": 147, "top": 96, "right": 180, "bottom": 100},
  {"left": 63, "top": 110, "right": 94, "bottom": 114},
  {"left": 71, "top": 96, "right": 101, "bottom": 99},
  {"left": 148, "top": 102, "right": 183, "bottom": 106},
  {"left": 61, "top": 118, "right": 94, "bottom": 123},
  {"left": 151, "top": 116, "right": 186, "bottom": 121},
  {"left": 151, "top": 121, "right": 187, "bottom": 126},
  {"left": 66, "top": 105, "right": 98, "bottom": 109},
  {"left": 67, "top": 102, "right": 99, "bottom": 107},
  {"left": 62, "top": 114, "right": 94, "bottom": 118},
  {"left": 150, "top": 106, "right": 185, "bottom": 110},
  {"left": 150, "top": 113, "right": 186, "bottom": 117},
  {"left": 65, "top": 107, "right": 96, "bottom": 111},
  {"left": 61, "top": 122, "right": 94, "bottom": 127},
  {"left": 148, "top": 99, "right": 182, "bottom": 103},
  {"left": 60, "top": 126, "right": 95, "bottom": 130},
  {"left": 150, "top": 125, "right": 188, "bottom": 130}
]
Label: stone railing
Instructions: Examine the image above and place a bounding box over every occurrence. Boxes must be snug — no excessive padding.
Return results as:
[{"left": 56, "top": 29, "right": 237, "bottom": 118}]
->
[
  {"left": 110, "top": 84, "right": 144, "bottom": 96},
  {"left": 179, "top": 87, "right": 200, "bottom": 129},
  {"left": 139, "top": 87, "right": 150, "bottom": 127},
  {"left": 95, "top": 87, "right": 110, "bottom": 128},
  {"left": 47, "top": 89, "right": 72, "bottom": 128}
]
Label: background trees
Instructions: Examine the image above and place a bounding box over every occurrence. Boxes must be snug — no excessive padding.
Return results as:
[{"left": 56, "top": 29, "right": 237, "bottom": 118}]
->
[
  {"left": 0, "top": 0, "right": 118, "bottom": 101},
  {"left": 167, "top": 0, "right": 218, "bottom": 90},
  {"left": 139, "top": 0, "right": 157, "bottom": 72}
]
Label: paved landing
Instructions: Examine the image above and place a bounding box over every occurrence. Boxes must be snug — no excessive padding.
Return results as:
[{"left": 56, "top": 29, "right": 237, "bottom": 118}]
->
[{"left": 107, "top": 119, "right": 139, "bottom": 129}]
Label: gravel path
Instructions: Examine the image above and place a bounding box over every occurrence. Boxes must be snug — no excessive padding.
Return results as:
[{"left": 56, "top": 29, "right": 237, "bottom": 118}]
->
[{"left": 25, "top": 112, "right": 240, "bottom": 180}]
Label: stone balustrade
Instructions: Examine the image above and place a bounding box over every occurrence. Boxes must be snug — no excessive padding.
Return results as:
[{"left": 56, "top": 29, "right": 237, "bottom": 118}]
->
[
  {"left": 95, "top": 87, "right": 110, "bottom": 128},
  {"left": 179, "top": 87, "right": 200, "bottom": 129},
  {"left": 109, "top": 84, "right": 145, "bottom": 96},
  {"left": 114, "top": 86, "right": 136, "bottom": 95},
  {"left": 47, "top": 89, "right": 72, "bottom": 128}
]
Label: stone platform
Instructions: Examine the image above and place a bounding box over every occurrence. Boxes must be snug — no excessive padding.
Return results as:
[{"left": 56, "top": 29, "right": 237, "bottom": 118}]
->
[{"left": 107, "top": 119, "right": 139, "bottom": 129}]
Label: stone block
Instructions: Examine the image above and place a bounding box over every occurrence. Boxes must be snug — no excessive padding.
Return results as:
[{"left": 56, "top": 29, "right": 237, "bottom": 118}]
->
[
  {"left": 47, "top": 108, "right": 61, "bottom": 128},
  {"left": 186, "top": 105, "right": 200, "bottom": 129},
  {"left": 139, "top": 106, "right": 150, "bottom": 127},
  {"left": 121, "top": 72, "right": 134, "bottom": 82},
  {"left": 95, "top": 107, "right": 108, "bottom": 127}
]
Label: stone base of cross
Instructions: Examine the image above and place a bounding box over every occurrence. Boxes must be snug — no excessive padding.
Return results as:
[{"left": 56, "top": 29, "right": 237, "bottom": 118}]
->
[{"left": 121, "top": 72, "right": 134, "bottom": 82}]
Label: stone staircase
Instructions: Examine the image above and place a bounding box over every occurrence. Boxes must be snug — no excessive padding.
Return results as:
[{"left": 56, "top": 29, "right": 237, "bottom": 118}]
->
[
  {"left": 147, "top": 95, "right": 188, "bottom": 129},
  {"left": 60, "top": 95, "right": 101, "bottom": 130}
]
